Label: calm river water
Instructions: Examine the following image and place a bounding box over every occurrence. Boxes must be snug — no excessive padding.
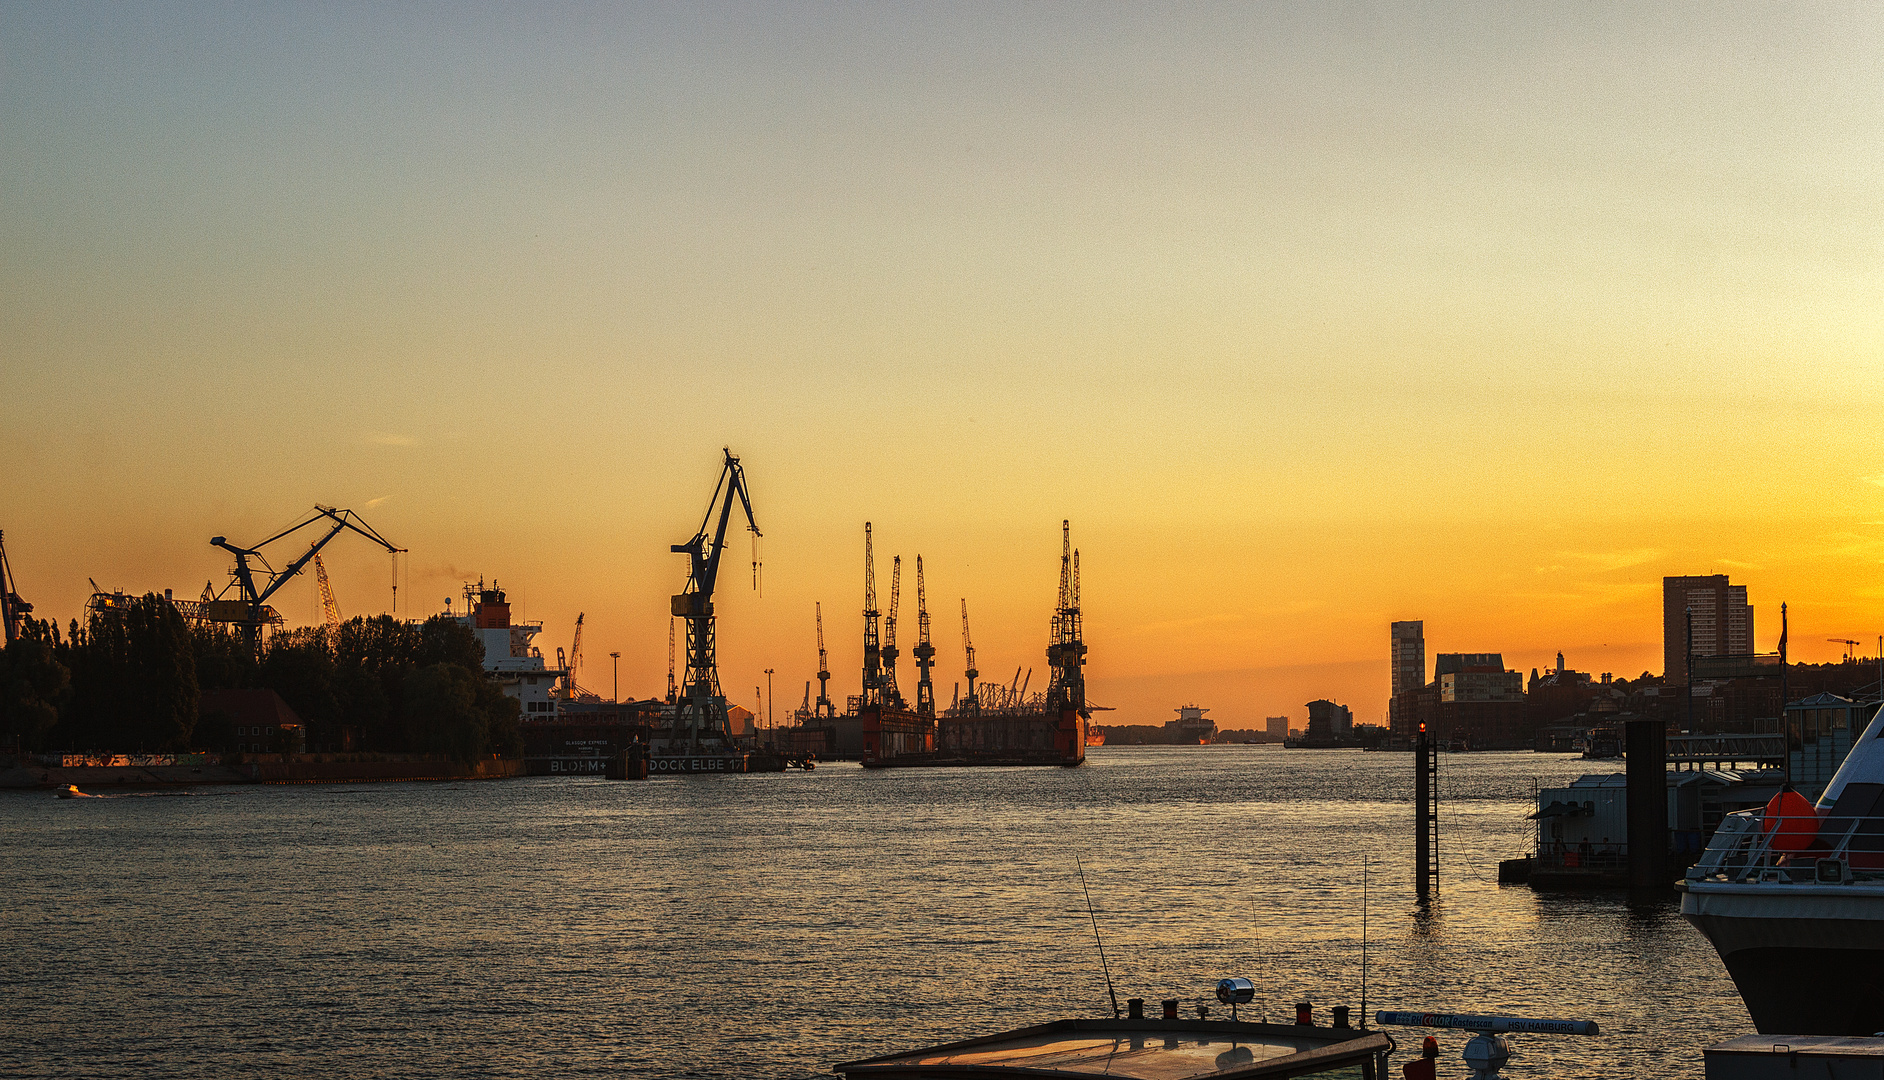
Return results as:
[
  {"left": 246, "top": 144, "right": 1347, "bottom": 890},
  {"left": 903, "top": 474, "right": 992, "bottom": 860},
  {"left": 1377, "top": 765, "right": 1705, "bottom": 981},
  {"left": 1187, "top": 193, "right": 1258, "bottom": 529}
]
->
[{"left": 0, "top": 746, "right": 1745, "bottom": 1078}]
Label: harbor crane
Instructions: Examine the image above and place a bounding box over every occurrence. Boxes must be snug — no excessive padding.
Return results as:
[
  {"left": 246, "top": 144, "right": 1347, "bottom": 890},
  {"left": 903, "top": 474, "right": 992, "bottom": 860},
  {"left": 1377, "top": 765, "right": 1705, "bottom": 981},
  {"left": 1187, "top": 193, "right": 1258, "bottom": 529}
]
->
[
  {"left": 882, "top": 555, "right": 904, "bottom": 709},
  {"left": 1830, "top": 638, "right": 1862, "bottom": 662},
  {"left": 814, "top": 602, "right": 835, "bottom": 719},
  {"left": 860, "top": 524, "right": 883, "bottom": 705},
  {"left": 209, "top": 505, "right": 403, "bottom": 652},
  {"left": 557, "top": 613, "right": 586, "bottom": 700},
  {"left": 0, "top": 531, "right": 32, "bottom": 645},
  {"left": 1044, "top": 520, "right": 1089, "bottom": 715},
  {"left": 913, "top": 556, "right": 935, "bottom": 716},
  {"left": 960, "top": 598, "right": 980, "bottom": 717},
  {"left": 313, "top": 554, "right": 342, "bottom": 630},
  {"left": 670, "top": 449, "right": 760, "bottom": 748},
  {"left": 0, "top": 530, "right": 32, "bottom": 645}
]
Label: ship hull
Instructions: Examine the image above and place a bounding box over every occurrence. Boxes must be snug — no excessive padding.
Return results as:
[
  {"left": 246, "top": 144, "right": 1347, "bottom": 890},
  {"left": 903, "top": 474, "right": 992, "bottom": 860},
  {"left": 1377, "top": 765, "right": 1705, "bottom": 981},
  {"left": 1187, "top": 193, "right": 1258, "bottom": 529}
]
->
[
  {"left": 1682, "top": 881, "right": 1884, "bottom": 1035},
  {"left": 861, "top": 704, "right": 1085, "bottom": 768}
]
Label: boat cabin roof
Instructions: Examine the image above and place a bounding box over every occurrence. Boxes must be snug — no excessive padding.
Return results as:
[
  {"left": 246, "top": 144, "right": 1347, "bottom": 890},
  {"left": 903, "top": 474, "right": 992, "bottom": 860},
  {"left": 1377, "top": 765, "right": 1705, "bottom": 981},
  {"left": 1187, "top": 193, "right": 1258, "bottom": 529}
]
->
[{"left": 833, "top": 1018, "right": 1389, "bottom": 1079}]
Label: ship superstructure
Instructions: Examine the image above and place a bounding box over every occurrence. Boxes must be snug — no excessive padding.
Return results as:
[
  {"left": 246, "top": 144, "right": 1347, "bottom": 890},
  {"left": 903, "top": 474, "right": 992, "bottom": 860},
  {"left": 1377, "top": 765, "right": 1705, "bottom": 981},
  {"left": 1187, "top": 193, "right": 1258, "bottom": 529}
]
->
[{"left": 454, "top": 579, "right": 565, "bottom": 719}]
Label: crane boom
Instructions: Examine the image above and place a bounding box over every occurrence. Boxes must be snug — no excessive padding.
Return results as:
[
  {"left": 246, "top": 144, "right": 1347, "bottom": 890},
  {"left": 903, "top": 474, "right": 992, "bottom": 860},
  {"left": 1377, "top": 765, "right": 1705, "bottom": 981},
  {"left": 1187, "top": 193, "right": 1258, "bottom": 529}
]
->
[
  {"left": 913, "top": 555, "right": 935, "bottom": 716},
  {"left": 669, "top": 449, "right": 761, "bottom": 748},
  {"left": 314, "top": 554, "right": 341, "bottom": 630}
]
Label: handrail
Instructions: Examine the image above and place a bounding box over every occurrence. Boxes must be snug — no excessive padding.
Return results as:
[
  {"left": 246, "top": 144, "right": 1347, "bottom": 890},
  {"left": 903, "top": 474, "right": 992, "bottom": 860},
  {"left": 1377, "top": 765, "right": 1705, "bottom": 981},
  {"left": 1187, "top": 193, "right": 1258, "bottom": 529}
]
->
[{"left": 1688, "top": 808, "right": 1884, "bottom": 883}]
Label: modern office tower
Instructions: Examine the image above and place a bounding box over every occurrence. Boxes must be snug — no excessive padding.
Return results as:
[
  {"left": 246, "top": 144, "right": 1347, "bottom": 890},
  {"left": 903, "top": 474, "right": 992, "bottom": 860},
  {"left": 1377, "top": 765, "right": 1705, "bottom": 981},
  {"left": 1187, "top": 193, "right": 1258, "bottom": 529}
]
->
[
  {"left": 1664, "top": 576, "right": 1754, "bottom": 685},
  {"left": 1391, "top": 620, "right": 1426, "bottom": 696},
  {"left": 1266, "top": 716, "right": 1289, "bottom": 741}
]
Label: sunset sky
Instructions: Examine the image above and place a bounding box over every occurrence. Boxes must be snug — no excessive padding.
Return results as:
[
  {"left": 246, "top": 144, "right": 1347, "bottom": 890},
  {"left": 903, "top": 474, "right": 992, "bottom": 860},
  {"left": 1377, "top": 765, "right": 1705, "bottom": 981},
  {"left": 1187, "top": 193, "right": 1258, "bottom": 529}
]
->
[{"left": 5, "top": 3, "right": 1883, "bottom": 726}]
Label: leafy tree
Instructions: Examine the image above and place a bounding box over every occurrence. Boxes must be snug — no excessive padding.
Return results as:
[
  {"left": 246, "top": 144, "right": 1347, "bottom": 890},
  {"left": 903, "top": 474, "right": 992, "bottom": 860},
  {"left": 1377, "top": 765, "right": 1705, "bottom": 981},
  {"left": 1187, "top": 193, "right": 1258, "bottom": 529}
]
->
[
  {"left": 259, "top": 627, "right": 339, "bottom": 747},
  {"left": 63, "top": 595, "right": 199, "bottom": 751},
  {"left": 399, "top": 662, "right": 518, "bottom": 762},
  {"left": 1, "top": 622, "right": 71, "bottom": 752}
]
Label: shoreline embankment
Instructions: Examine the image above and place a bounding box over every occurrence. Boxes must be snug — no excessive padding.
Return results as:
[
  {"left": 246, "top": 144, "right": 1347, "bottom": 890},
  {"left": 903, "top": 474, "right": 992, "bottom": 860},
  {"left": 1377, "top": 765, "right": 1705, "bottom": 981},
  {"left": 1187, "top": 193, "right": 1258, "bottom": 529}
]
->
[{"left": 1, "top": 753, "right": 525, "bottom": 789}]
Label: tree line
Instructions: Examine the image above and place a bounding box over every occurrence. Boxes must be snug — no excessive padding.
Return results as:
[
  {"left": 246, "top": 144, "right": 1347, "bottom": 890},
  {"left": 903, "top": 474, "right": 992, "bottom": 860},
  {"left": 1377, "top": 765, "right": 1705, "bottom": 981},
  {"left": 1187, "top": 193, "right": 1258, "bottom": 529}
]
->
[{"left": 0, "top": 595, "right": 520, "bottom": 761}]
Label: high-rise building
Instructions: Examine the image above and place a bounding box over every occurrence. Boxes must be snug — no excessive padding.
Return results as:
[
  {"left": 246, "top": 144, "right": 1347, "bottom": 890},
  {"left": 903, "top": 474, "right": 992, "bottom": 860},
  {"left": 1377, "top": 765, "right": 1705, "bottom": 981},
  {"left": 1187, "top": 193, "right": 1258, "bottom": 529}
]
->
[
  {"left": 1664, "top": 575, "right": 1754, "bottom": 685},
  {"left": 1266, "top": 716, "right": 1289, "bottom": 741},
  {"left": 1391, "top": 620, "right": 1425, "bottom": 696}
]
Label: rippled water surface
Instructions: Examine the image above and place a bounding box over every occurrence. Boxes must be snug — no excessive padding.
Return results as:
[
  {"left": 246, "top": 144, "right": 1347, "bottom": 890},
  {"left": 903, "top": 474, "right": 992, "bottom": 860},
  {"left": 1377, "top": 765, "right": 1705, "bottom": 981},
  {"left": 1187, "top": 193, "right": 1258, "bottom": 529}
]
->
[{"left": 1, "top": 747, "right": 1746, "bottom": 1077}]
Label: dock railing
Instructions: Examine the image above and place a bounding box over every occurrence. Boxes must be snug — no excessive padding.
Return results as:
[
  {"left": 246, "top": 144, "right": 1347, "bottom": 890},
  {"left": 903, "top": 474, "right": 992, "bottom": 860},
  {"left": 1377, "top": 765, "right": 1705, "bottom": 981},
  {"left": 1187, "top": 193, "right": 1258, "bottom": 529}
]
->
[{"left": 1687, "top": 808, "right": 1884, "bottom": 883}]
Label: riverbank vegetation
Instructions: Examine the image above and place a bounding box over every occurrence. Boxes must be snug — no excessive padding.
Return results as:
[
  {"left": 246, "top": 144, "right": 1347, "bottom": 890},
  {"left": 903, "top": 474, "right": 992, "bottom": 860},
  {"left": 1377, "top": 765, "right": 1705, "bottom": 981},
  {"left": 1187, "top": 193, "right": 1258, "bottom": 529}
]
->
[{"left": 0, "top": 596, "right": 520, "bottom": 761}]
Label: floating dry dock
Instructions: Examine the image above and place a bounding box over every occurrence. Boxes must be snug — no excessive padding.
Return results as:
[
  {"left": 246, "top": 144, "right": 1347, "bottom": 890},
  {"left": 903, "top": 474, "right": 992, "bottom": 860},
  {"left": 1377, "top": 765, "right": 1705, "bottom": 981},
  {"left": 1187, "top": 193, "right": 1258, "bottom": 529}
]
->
[{"left": 832, "top": 1018, "right": 1389, "bottom": 1079}]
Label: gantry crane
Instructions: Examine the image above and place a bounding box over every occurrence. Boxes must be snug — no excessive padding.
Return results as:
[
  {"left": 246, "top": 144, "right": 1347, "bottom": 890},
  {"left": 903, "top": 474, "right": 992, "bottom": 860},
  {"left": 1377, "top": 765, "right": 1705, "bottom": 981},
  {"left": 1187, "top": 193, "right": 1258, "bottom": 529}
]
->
[
  {"left": 913, "top": 555, "right": 935, "bottom": 716},
  {"left": 0, "top": 530, "right": 32, "bottom": 645},
  {"left": 210, "top": 505, "right": 403, "bottom": 652},
  {"left": 670, "top": 449, "right": 760, "bottom": 748},
  {"left": 960, "top": 598, "right": 980, "bottom": 717},
  {"left": 313, "top": 554, "right": 342, "bottom": 630},
  {"left": 814, "top": 602, "right": 835, "bottom": 719},
  {"left": 1830, "top": 638, "right": 1862, "bottom": 662},
  {"left": 882, "top": 555, "right": 903, "bottom": 709},
  {"left": 860, "top": 523, "right": 883, "bottom": 705}
]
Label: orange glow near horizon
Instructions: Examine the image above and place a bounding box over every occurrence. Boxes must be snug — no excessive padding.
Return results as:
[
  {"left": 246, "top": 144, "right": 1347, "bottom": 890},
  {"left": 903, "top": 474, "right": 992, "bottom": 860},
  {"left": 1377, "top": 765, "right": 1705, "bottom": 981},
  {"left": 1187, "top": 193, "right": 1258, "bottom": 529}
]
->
[{"left": 4, "top": 6, "right": 1883, "bottom": 728}]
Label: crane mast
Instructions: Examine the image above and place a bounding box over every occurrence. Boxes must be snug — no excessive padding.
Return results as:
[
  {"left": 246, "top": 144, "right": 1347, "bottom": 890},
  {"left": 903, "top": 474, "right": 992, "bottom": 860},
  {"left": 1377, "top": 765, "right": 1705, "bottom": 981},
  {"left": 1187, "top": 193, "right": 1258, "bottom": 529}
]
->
[
  {"left": 913, "top": 555, "right": 935, "bottom": 716},
  {"left": 961, "top": 598, "right": 980, "bottom": 717},
  {"left": 882, "top": 555, "right": 903, "bottom": 709},
  {"left": 669, "top": 449, "right": 760, "bottom": 749},
  {"left": 860, "top": 523, "right": 883, "bottom": 705},
  {"left": 815, "top": 602, "right": 834, "bottom": 718}
]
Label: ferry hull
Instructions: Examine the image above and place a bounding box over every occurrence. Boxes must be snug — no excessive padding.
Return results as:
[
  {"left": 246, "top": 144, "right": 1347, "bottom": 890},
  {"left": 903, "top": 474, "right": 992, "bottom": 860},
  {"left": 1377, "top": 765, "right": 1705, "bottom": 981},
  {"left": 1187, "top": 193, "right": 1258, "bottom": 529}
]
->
[{"left": 1683, "top": 883, "right": 1884, "bottom": 1035}]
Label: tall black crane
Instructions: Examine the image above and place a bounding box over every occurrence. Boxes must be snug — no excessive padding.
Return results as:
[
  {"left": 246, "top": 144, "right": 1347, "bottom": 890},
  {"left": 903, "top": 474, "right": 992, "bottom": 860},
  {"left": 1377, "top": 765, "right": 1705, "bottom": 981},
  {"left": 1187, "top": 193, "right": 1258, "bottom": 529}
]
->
[
  {"left": 860, "top": 523, "right": 883, "bottom": 706},
  {"left": 0, "top": 530, "right": 32, "bottom": 645},
  {"left": 882, "top": 555, "right": 903, "bottom": 709},
  {"left": 913, "top": 555, "right": 935, "bottom": 716},
  {"left": 814, "top": 602, "right": 835, "bottom": 719},
  {"left": 1045, "top": 520, "right": 1088, "bottom": 715},
  {"left": 210, "top": 505, "right": 402, "bottom": 652},
  {"left": 670, "top": 449, "right": 760, "bottom": 748}
]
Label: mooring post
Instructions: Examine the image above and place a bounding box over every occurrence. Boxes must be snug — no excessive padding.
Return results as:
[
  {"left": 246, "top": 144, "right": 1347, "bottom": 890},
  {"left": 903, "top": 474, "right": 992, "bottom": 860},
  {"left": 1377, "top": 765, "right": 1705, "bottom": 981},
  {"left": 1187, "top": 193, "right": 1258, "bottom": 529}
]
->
[
  {"left": 1415, "top": 722, "right": 1437, "bottom": 901},
  {"left": 1626, "top": 717, "right": 1668, "bottom": 889}
]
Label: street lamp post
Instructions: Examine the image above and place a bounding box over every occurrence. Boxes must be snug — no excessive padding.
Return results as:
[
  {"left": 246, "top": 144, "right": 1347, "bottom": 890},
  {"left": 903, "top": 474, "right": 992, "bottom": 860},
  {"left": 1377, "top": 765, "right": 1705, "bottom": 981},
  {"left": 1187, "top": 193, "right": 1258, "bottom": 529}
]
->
[{"left": 765, "top": 668, "right": 774, "bottom": 730}]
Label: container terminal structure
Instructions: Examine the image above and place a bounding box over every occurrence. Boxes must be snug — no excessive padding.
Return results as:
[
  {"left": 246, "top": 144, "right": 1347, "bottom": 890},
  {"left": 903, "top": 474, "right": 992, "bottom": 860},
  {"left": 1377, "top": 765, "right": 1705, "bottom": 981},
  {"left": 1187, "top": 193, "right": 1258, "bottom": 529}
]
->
[{"left": 843, "top": 520, "right": 1089, "bottom": 769}]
